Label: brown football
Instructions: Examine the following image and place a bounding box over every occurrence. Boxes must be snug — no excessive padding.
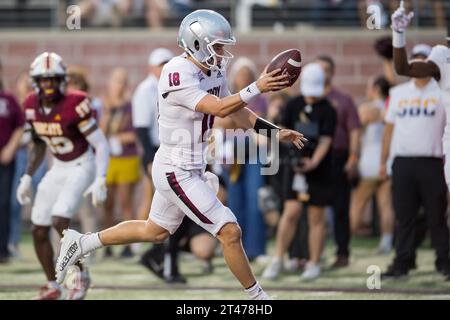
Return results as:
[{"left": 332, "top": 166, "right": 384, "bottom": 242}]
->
[{"left": 266, "top": 48, "right": 302, "bottom": 86}]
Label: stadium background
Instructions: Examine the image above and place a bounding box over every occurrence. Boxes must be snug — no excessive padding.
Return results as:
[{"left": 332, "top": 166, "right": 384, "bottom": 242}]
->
[{"left": 1, "top": 0, "right": 450, "bottom": 300}]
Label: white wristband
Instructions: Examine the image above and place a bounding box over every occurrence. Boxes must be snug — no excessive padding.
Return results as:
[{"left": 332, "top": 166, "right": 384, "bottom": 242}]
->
[
  {"left": 392, "top": 31, "right": 406, "bottom": 48},
  {"left": 239, "top": 82, "right": 261, "bottom": 104}
]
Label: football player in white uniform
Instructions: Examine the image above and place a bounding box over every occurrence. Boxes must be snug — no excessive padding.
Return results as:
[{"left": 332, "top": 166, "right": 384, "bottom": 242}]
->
[
  {"left": 391, "top": 1, "right": 450, "bottom": 189},
  {"left": 56, "top": 10, "right": 306, "bottom": 300},
  {"left": 18, "top": 52, "right": 110, "bottom": 299}
]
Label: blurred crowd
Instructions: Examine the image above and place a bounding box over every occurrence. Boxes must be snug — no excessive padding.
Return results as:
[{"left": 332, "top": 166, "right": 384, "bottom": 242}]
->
[
  {"left": 1, "top": 31, "right": 450, "bottom": 284},
  {"left": 1, "top": 0, "right": 448, "bottom": 29}
]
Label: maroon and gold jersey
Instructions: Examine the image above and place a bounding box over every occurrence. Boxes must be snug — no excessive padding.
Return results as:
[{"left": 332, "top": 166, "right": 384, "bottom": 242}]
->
[{"left": 24, "top": 90, "right": 96, "bottom": 162}]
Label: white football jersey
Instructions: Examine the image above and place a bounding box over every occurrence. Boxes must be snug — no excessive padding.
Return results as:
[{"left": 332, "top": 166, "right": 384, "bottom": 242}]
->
[
  {"left": 386, "top": 79, "right": 445, "bottom": 158},
  {"left": 155, "top": 54, "right": 229, "bottom": 170}
]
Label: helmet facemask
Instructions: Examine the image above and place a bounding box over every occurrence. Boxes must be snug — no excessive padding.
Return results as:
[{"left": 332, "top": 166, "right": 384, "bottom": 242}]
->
[
  {"left": 204, "top": 39, "right": 235, "bottom": 71},
  {"left": 33, "top": 75, "right": 66, "bottom": 102}
]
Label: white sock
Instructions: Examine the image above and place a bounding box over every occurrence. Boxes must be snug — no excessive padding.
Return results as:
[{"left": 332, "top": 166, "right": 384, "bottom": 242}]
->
[
  {"left": 380, "top": 234, "right": 393, "bottom": 248},
  {"left": 48, "top": 281, "right": 60, "bottom": 289},
  {"left": 80, "top": 232, "right": 104, "bottom": 254},
  {"left": 244, "top": 281, "right": 269, "bottom": 300}
]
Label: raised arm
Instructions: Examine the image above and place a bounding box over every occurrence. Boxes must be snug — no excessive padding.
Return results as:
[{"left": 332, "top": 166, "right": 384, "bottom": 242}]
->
[
  {"left": 393, "top": 47, "right": 440, "bottom": 80},
  {"left": 391, "top": 1, "right": 440, "bottom": 79}
]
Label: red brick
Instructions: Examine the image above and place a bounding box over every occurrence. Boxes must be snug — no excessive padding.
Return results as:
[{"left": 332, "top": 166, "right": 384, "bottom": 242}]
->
[
  {"left": 342, "top": 40, "right": 374, "bottom": 56},
  {"left": 335, "top": 61, "right": 357, "bottom": 77},
  {"left": 7, "top": 42, "right": 38, "bottom": 56},
  {"left": 360, "top": 62, "right": 384, "bottom": 77},
  {"left": 82, "top": 43, "right": 117, "bottom": 57},
  {"left": 266, "top": 41, "right": 303, "bottom": 59},
  {"left": 233, "top": 43, "right": 262, "bottom": 59}
]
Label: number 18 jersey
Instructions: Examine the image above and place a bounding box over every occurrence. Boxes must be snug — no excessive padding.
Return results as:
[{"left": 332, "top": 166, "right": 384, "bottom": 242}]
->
[{"left": 156, "top": 54, "right": 228, "bottom": 170}]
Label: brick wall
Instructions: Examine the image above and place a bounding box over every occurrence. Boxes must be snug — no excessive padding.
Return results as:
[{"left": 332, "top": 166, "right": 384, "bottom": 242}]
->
[{"left": 0, "top": 29, "right": 446, "bottom": 105}]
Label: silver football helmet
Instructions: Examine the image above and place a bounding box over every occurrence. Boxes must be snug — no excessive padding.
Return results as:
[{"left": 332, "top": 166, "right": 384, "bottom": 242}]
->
[{"left": 178, "top": 10, "right": 236, "bottom": 71}]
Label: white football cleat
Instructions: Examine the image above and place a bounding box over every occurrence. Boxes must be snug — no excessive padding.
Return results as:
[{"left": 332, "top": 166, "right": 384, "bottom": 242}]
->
[
  {"left": 262, "top": 257, "right": 283, "bottom": 280},
  {"left": 65, "top": 266, "right": 91, "bottom": 300},
  {"left": 56, "top": 229, "right": 86, "bottom": 284},
  {"left": 300, "top": 262, "right": 321, "bottom": 281}
]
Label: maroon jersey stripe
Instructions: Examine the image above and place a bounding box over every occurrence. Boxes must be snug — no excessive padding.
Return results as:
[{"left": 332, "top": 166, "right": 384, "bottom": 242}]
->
[
  {"left": 209, "top": 115, "right": 215, "bottom": 130},
  {"left": 166, "top": 172, "right": 213, "bottom": 224},
  {"left": 201, "top": 114, "right": 208, "bottom": 142}
]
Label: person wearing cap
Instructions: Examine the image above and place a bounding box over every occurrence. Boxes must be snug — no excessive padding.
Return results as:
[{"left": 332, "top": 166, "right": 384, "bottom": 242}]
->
[
  {"left": 315, "top": 55, "right": 362, "bottom": 269},
  {"left": 262, "top": 63, "right": 336, "bottom": 281},
  {"left": 133, "top": 48, "right": 191, "bottom": 283},
  {"left": 380, "top": 44, "right": 450, "bottom": 279},
  {"left": 132, "top": 48, "right": 174, "bottom": 221},
  {"left": 391, "top": 2, "right": 450, "bottom": 194}
]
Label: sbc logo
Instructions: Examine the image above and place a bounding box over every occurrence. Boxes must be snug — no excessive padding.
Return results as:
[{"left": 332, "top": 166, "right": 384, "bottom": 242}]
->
[
  {"left": 366, "top": 265, "right": 381, "bottom": 290},
  {"left": 366, "top": 4, "right": 382, "bottom": 30}
]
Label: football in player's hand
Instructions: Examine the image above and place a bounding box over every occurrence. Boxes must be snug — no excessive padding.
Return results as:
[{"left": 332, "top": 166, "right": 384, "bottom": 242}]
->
[{"left": 267, "top": 48, "right": 302, "bottom": 86}]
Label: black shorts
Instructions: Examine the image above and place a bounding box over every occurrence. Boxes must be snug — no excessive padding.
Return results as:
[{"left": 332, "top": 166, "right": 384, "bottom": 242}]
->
[
  {"left": 178, "top": 218, "right": 209, "bottom": 252},
  {"left": 142, "top": 146, "right": 159, "bottom": 176},
  {"left": 281, "top": 161, "right": 333, "bottom": 207}
]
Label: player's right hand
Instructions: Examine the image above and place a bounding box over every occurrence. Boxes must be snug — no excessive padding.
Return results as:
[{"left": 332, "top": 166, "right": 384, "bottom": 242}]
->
[
  {"left": 391, "top": 0, "right": 414, "bottom": 33},
  {"left": 17, "top": 174, "right": 33, "bottom": 205},
  {"left": 83, "top": 176, "right": 107, "bottom": 207},
  {"left": 256, "top": 68, "right": 290, "bottom": 93}
]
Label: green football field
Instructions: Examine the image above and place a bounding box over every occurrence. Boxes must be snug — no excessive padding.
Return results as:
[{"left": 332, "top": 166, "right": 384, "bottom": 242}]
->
[{"left": 1, "top": 233, "right": 449, "bottom": 300}]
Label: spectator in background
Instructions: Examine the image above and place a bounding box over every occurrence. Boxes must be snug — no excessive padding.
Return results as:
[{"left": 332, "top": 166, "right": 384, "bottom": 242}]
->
[
  {"left": 311, "top": 0, "right": 359, "bottom": 27},
  {"left": 380, "top": 44, "right": 450, "bottom": 279},
  {"left": 263, "top": 63, "right": 336, "bottom": 280},
  {"left": 0, "top": 60, "right": 25, "bottom": 263},
  {"left": 100, "top": 67, "right": 140, "bottom": 258},
  {"left": 120, "top": 0, "right": 170, "bottom": 29},
  {"left": 316, "top": 55, "right": 361, "bottom": 268},
  {"left": 222, "top": 57, "right": 268, "bottom": 260},
  {"left": 132, "top": 47, "right": 190, "bottom": 283},
  {"left": 350, "top": 75, "right": 393, "bottom": 254},
  {"left": 77, "top": 0, "right": 127, "bottom": 27},
  {"left": 260, "top": 91, "right": 291, "bottom": 235},
  {"left": 8, "top": 71, "right": 48, "bottom": 258},
  {"left": 132, "top": 48, "right": 173, "bottom": 221}
]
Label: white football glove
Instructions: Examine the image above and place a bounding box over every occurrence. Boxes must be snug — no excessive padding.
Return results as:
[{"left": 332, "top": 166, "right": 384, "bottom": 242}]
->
[
  {"left": 391, "top": 1, "right": 414, "bottom": 33},
  {"left": 16, "top": 174, "right": 33, "bottom": 205},
  {"left": 83, "top": 176, "right": 107, "bottom": 207}
]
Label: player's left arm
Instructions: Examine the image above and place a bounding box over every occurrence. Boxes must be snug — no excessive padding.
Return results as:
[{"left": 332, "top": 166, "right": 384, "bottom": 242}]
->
[
  {"left": 229, "top": 107, "right": 307, "bottom": 150},
  {"left": 78, "top": 118, "right": 110, "bottom": 206},
  {"left": 78, "top": 118, "right": 110, "bottom": 179},
  {"left": 75, "top": 98, "right": 110, "bottom": 205}
]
